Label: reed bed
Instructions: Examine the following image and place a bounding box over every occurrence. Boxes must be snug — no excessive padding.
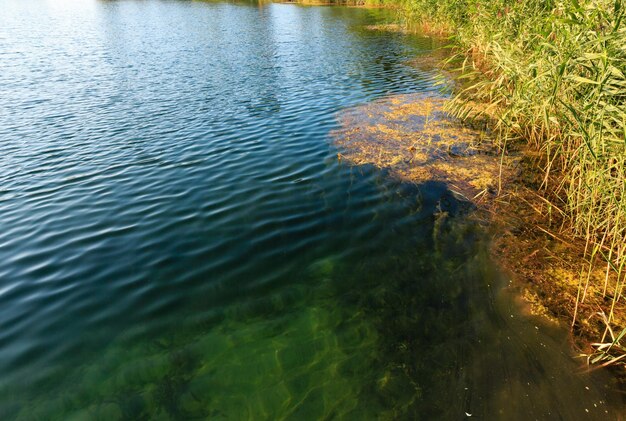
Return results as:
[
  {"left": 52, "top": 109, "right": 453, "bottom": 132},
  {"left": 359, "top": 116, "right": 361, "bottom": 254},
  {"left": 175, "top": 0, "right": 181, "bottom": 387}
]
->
[{"left": 396, "top": 0, "right": 626, "bottom": 362}]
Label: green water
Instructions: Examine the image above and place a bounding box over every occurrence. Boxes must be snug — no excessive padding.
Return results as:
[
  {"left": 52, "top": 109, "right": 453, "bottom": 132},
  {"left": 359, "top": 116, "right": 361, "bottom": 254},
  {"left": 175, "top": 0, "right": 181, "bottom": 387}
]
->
[
  {"left": 13, "top": 184, "right": 494, "bottom": 420},
  {"left": 0, "top": 0, "right": 623, "bottom": 419}
]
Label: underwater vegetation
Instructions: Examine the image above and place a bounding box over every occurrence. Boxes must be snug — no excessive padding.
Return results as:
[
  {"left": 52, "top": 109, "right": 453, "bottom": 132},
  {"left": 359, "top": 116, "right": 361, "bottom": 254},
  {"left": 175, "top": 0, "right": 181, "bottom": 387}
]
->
[
  {"left": 4, "top": 177, "right": 619, "bottom": 419},
  {"left": 2, "top": 179, "right": 486, "bottom": 420}
]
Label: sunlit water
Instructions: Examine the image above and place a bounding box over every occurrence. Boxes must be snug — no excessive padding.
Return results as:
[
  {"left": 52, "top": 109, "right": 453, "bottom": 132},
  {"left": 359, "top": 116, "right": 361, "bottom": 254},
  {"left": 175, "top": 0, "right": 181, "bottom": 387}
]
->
[{"left": 0, "top": 1, "right": 623, "bottom": 419}]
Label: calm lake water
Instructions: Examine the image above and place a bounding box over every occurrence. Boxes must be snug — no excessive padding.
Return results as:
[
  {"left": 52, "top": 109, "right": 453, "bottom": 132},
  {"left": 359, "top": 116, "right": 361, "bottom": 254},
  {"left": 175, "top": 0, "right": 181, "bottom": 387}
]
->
[{"left": 0, "top": 0, "right": 624, "bottom": 419}]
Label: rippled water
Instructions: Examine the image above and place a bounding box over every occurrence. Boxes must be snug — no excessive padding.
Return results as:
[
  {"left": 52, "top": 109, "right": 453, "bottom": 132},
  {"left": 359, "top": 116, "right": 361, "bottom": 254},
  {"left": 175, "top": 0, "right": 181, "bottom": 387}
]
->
[{"left": 0, "top": 1, "right": 624, "bottom": 419}]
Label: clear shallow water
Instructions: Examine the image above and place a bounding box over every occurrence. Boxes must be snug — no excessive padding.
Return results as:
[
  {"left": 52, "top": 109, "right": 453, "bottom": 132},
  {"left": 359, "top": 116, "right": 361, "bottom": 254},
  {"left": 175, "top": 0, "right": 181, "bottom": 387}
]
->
[{"left": 0, "top": 0, "right": 623, "bottom": 419}]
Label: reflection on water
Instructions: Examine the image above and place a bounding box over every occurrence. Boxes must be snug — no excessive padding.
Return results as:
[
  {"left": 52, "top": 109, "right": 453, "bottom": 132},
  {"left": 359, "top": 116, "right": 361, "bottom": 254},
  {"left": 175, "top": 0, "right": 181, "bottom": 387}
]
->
[{"left": 0, "top": 0, "right": 623, "bottom": 419}]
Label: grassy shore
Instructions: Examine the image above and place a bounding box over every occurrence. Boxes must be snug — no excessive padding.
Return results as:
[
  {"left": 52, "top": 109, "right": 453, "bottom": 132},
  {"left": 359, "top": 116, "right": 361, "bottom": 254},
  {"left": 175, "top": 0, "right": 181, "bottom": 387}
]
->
[
  {"left": 391, "top": 0, "right": 626, "bottom": 366},
  {"left": 312, "top": 0, "right": 625, "bottom": 366}
]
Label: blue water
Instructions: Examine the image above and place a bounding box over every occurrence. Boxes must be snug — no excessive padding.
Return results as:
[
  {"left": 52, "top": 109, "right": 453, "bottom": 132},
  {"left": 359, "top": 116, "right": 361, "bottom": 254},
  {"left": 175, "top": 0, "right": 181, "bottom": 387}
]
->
[{"left": 0, "top": 1, "right": 623, "bottom": 419}]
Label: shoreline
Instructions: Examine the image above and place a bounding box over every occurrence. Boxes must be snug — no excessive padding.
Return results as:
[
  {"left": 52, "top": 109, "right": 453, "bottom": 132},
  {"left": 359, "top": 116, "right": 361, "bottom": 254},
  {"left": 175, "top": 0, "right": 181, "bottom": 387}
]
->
[
  {"left": 331, "top": 86, "right": 626, "bottom": 385},
  {"left": 287, "top": 0, "right": 626, "bottom": 370},
  {"left": 264, "top": 0, "right": 626, "bottom": 377},
  {"left": 360, "top": 3, "right": 626, "bottom": 379}
]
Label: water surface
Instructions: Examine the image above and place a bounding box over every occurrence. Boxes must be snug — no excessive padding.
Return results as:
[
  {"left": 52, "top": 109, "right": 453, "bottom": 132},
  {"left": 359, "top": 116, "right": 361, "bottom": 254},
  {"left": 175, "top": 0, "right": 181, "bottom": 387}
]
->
[{"left": 0, "top": 0, "right": 623, "bottom": 419}]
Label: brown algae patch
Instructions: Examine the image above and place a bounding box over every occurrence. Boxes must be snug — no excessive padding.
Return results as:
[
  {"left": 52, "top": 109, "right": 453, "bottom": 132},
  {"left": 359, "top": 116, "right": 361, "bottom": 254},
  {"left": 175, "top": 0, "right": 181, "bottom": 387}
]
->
[{"left": 332, "top": 93, "right": 510, "bottom": 201}]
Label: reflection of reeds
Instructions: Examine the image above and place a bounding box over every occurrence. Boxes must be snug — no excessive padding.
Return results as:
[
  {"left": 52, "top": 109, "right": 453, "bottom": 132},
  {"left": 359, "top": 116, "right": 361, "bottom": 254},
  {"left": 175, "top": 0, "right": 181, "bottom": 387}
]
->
[{"left": 400, "top": 0, "right": 626, "bottom": 365}]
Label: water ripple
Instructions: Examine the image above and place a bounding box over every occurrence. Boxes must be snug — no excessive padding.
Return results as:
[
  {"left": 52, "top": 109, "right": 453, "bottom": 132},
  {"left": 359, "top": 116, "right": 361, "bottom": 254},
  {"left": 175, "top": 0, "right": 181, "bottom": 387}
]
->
[{"left": 0, "top": 0, "right": 622, "bottom": 419}]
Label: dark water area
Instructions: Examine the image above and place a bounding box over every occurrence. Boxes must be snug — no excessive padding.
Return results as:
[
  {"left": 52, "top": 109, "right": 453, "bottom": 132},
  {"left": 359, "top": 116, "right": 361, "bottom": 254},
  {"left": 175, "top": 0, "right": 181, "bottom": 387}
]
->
[{"left": 0, "top": 0, "right": 623, "bottom": 419}]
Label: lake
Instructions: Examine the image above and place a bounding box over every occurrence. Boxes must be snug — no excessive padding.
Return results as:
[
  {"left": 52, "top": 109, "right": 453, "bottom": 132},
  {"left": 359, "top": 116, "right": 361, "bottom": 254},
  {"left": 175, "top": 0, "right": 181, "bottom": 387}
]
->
[{"left": 0, "top": 0, "right": 623, "bottom": 419}]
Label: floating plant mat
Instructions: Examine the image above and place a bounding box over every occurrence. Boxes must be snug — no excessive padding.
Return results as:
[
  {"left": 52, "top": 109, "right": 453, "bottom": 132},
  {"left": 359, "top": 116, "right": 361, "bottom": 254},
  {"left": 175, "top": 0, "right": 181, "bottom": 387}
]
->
[{"left": 332, "top": 93, "right": 511, "bottom": 201}]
